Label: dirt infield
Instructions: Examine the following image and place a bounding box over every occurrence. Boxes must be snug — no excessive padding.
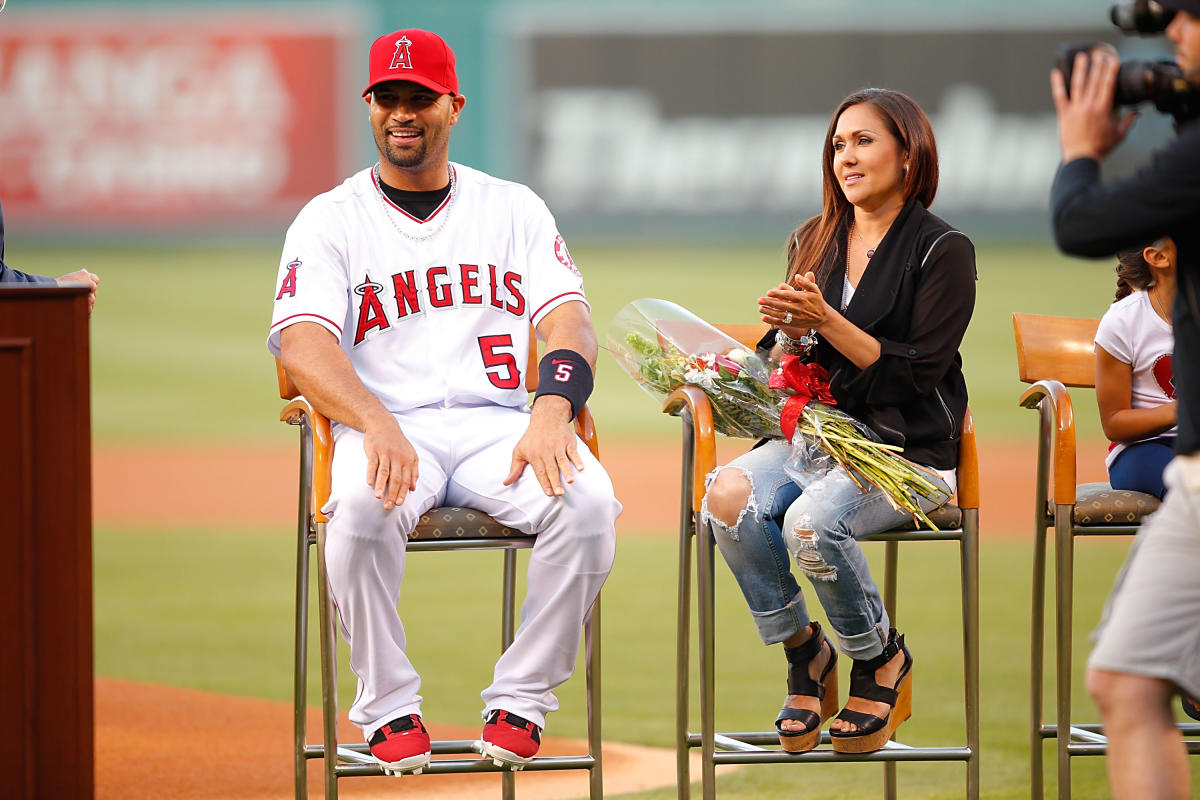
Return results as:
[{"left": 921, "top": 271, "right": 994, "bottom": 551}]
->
[
  {"left": 94, "top": 436, "right": 1111, "bottom": 534},
  {"left": 96, "top": 677, "right": 694, "bottom": 799}
]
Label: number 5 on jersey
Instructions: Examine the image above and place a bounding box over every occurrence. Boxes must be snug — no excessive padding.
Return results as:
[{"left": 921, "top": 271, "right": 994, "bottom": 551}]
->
[{"left": 478, "top": 334, "right": 521, "bottom": 389}]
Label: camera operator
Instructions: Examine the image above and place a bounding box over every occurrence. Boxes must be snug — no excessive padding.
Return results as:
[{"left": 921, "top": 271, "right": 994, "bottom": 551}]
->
[{"left": 1051, "top": 3, "right": 1200, "bottom": 798}]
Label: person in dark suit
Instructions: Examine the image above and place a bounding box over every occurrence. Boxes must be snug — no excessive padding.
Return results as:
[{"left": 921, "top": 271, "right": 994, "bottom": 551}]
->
[
  {"left": 0, "top": 197, "right": 99, "bottom": 315},
  {"left": 702, "top": 88, "right": 976, "bottom": 754}
]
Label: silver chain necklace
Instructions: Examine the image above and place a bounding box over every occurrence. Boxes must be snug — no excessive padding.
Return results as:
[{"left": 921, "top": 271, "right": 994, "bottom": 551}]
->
[
  {"left": 849, "top": 221, "right": 879, "bottom": 259},
  {"left": 373, "top": 163, "right": 456, "bottom": 242}
]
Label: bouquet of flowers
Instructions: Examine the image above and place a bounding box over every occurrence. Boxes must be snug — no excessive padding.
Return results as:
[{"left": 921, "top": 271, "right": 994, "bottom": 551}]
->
[{"left": 608, "top": 298, "right": 951, "bottom": 529}]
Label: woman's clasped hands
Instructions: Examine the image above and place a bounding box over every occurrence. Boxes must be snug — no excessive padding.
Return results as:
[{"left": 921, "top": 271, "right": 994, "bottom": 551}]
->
[{"left": 759, "top": 271, "right": 827, "bottom": 336}]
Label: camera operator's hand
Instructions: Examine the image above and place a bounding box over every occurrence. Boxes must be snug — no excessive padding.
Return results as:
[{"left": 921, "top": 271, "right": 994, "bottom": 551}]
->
[{"left": 1051, "top": 49, "right": 1138, "bottom": 163}]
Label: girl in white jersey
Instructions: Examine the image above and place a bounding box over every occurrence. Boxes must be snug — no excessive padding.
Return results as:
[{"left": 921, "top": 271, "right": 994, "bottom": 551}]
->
[{"left": 1095, "top": 238, "right": 1178, "bottom": 499}]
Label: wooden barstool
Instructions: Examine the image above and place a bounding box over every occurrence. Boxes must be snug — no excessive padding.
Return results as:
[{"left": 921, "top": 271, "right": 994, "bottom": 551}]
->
[
  {"left": 1013, "top": 312, "right": 1198, "bottom": 800},
  {"left": 275, "top": 337, "right": 605, "bottom": 800},
  {"left": 666, "top": 323, "right": 980, "bottom": 799}
]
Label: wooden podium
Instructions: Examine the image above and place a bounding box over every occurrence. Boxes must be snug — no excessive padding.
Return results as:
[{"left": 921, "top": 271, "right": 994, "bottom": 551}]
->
[{"left": 0, "top": 286, "right": 93, "bottom": 799}]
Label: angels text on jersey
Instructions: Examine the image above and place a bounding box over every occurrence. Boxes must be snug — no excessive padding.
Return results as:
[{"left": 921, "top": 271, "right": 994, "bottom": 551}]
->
[
  {"left": 277, "top": 255, "right": 530, "bottom": 347},
  {"left": 348, "top": 261, "right": 527, "bottom": 346}
]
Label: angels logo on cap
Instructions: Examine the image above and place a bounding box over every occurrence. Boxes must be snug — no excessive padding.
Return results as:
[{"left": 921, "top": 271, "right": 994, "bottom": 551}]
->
[
  {"left": 390, "top": 36, "right": 414, "bottom": 71},
  {"left": 363, "top": 29, "right": 459, "bottom": 98}
]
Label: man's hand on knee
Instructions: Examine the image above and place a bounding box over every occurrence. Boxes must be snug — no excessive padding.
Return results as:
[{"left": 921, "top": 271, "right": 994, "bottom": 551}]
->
[
  {"left": 364, "top": 414, "right": 420, "bottom": 510},
  {"left": 505, "top": 396, "right": 583, "bottom": 497}
]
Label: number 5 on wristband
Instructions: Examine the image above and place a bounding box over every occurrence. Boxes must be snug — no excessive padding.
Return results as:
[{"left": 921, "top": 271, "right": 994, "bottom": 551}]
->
[{"left": 536, "top": 348, "right": 594, "bottom": 418}]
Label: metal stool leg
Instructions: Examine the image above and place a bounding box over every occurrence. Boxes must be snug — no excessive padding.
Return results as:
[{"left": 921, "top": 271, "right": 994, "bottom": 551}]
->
[
  {"left": 1031, "top": 518, "right": 1048, "bottom": 800},
  {"left": 1027, "top": 520, "right": 1046, "bottom": 800},
  {"left": 294, "top": 532, "right": 313, "bottom": 799},
  {"left": 675, "top": 432, "right": 695, "bottom": 800},
  {"left": 1029, "top": 392, "right": 1054, "bottom": 800},
  {"left": 586, "top": 598, "right": 603, "bottom": 800},
  {"left": 698, "top": 517, "right": 718, "bottom": 800},
  {"left": 294, "top": 531, "right": 311, "bottom": 800},
  {"left": 1054, "top": 510, "right": 1076, "bottom": 800},
  {"left": 883, "top": 541, "right": 899, "bottom": 800},
  {"left": 316, "top": 520, "right": 340, "bottom": 799},
  {"left": 294, "top": 427, "right": 314, "bottom": 800},
  {"left": 502, "top": 550, "right": 518, "bottom": 800},
  {"left": 962, "top": 510, "right": 981, "bottom": 800}
]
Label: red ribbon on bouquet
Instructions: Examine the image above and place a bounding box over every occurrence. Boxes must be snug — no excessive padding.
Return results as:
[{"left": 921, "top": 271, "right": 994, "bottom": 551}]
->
[{"left": 769, "top": 356, "right": 837, "bottom": 440}]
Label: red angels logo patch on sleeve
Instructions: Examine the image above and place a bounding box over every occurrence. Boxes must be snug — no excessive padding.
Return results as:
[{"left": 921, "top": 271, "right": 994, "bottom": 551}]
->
[
  {"left": 553, "top": 235, "right": 581, "bottom": 277},
  {"left": 276, "top": 259, "right": 301, "bottom": 299}
]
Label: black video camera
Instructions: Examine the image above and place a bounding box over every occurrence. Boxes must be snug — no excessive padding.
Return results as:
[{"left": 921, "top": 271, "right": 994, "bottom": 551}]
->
[{"left": 1058, "top": 0, "right": 1200, "bottom": 122}]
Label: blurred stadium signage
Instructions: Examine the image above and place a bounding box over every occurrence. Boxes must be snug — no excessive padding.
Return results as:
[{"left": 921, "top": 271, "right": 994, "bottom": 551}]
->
[
  {"left": 0, "top": 8, "right": 357, "bottom": 234},
  {"left": 507, "top": 11, "right": 1169, "bottom": 236}
]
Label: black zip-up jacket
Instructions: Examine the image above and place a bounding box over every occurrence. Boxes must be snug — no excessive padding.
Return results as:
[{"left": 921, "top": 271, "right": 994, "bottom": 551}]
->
[
  {"left": 760, "top": 197, "right": 977, "bottom": 470},
  {"left": 1052, "top": 115, "right": 1200, "bottom": 456}
]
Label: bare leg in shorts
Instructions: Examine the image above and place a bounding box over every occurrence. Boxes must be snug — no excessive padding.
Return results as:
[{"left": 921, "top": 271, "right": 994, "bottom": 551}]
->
[
  {"left": 1087, "top": 670, "right": 1187, "bottom": 799},
  {"left": 1085, "top": 455, "right": 1200, "bottom": 800}
]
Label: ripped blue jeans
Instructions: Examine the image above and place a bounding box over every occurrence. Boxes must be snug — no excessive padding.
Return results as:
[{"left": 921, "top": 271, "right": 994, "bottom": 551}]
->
[{"left": 701, "top": 439, "right": 952, "bottom": 661}]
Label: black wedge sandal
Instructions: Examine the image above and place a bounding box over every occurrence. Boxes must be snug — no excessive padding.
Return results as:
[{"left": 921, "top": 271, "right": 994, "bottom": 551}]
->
[
  {"left": 775, "top": 621, "right": 839, "bottom": 753},
  {"left": 1182, "top": 691, "right": 1200, "bottom": 722},
  {"left": 829, "top": 627, "right": 913, "bottom": 754}
]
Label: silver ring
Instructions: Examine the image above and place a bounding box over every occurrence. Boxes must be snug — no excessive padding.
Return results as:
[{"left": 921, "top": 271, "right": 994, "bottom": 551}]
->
[{"left": 782, "top": 311, "right": 793, "bottom": 325}]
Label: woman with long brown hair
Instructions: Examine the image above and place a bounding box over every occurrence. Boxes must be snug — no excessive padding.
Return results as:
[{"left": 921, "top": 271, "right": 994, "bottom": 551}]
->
[{"left": 703, "top": 88, "right": 976, "bottom": 754}]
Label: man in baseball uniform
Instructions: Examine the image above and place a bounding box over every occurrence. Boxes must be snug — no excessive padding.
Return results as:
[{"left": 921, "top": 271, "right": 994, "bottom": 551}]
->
[{"left": 267, "top": 28, "right": 620, "bottom": 775}]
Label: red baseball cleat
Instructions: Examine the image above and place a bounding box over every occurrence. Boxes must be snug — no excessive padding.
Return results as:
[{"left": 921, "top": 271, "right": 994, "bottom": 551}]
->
[
  {"left": 479, "top": 710, "right": 542, "bottom": 769},
  {"left": 368, "top": 714, "right": 431, "bottom": 775}
]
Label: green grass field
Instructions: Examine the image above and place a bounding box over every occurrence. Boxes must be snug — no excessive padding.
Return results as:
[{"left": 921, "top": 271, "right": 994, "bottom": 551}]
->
[{"left": 17, "top": 239, "right": 1186, "bottom": 797}]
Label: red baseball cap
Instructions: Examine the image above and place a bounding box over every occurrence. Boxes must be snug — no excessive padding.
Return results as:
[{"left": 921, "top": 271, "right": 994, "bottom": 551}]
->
[{"left": 362, "top": 29, "right": 458, "bottom": 98}]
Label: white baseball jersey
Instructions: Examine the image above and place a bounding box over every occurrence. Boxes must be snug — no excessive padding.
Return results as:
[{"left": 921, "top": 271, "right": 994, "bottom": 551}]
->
[{"left": 267, "top": 163, "right": 588, "bottom": 412}]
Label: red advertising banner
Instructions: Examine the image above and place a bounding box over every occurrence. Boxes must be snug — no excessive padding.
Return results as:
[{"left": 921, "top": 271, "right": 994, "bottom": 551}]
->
[{"left": 0, "top": 9, "right": 358, "bottom": 232}]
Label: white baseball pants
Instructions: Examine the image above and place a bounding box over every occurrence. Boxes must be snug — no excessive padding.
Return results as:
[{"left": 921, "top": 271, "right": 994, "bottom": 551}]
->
[{"left": 322, "top": 404, "right": 620, "bottom": 739}]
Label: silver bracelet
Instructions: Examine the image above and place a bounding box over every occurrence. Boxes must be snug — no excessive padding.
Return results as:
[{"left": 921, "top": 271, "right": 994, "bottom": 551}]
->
[{"left": 775, "top": 328, "right": 816, "bottom": 355}]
